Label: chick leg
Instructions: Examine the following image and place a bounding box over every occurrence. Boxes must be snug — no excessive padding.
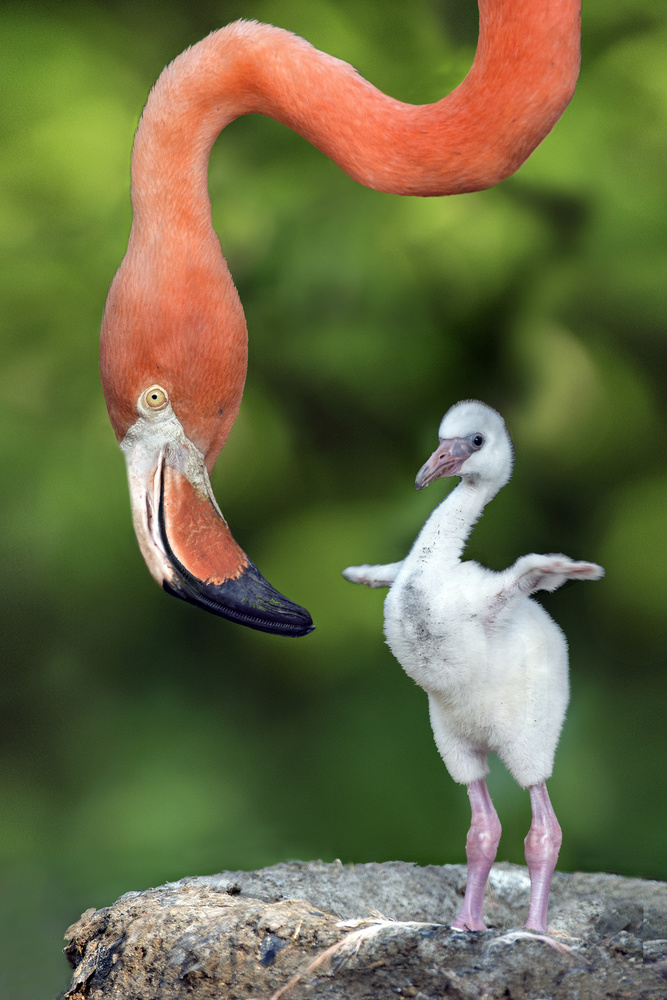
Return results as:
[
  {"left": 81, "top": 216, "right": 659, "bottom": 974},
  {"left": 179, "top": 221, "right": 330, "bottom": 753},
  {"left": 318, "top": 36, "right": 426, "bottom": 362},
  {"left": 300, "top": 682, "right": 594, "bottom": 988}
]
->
[
  {"left": 453, "top": 778, "right": 502, "bottom": 931},
  {"left": 525, "top": 782, "right": 562, "bottom": 932}
]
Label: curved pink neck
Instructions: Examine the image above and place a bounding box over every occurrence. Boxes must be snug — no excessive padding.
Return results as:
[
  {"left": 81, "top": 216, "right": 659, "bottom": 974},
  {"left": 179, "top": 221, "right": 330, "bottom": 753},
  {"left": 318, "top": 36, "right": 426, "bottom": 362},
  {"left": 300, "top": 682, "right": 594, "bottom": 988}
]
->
[
  {"left": 130, "top": 2, "right": 580, "bottom": 233},
  {"left": 104, "top": 3, "right": 580, "bottom": 461}
]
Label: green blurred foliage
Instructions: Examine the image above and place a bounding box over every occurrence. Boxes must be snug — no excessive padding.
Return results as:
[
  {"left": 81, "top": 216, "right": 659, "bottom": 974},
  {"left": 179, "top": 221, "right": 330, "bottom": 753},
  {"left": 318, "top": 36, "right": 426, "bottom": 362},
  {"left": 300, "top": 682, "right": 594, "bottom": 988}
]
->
[{"left": 1, "top": 0, "right": 666, "bottom": 995}]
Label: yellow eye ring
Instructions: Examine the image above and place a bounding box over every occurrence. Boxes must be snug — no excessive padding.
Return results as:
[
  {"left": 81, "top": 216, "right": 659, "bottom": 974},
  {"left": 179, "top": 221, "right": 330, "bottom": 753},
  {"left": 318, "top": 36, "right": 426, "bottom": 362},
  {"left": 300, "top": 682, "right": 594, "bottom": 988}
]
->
[{"left": 142, "top": 385, "right": 169, "bottom": 410}]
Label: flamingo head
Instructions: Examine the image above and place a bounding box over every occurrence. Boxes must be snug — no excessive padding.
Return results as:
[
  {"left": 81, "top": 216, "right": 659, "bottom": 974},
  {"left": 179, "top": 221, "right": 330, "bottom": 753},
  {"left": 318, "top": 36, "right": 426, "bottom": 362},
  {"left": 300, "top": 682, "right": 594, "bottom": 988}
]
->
[
  {"left": 415, "top": 400, "right": 514, "bottom": 493},
  {"left": 99, "top": 250, "right": 314, "bottom": 638}
]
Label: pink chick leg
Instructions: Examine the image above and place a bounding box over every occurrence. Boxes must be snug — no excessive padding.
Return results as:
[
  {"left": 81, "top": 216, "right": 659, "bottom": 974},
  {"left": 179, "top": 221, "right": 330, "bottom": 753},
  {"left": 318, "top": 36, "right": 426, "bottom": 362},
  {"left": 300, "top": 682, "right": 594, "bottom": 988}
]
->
[
  {"left": 524, "top": 782, "right": 562, "bottom": 932},
  {"left": 453, "top": 778, "right": 502, "bottom": 930}
]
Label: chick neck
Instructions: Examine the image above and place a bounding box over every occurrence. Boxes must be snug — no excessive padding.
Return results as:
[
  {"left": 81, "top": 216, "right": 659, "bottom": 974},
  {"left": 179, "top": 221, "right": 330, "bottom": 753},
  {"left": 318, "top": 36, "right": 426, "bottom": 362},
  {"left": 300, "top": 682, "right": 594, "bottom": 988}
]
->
[{"left": 412, "top": 473, "right": 500, "bottom": 566}]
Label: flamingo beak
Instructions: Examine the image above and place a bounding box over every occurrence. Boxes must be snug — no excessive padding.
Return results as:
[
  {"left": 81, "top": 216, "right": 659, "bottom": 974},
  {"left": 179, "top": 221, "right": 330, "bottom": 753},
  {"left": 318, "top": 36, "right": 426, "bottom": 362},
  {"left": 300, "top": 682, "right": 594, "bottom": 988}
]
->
[
  {"left": 122, "top": 428, "right": 314, "bottom": 637},
  {"left": 415, "top": 437, "right": 475, "bottom": 490}
]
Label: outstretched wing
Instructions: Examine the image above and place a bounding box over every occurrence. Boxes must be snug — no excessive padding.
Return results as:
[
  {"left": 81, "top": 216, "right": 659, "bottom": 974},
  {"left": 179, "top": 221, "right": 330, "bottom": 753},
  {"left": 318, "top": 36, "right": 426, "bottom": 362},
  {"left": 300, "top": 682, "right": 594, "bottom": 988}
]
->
[
  {"left": 341, "top": 562, "right": 404, "bottom": 589},
  {"left": 490, "top": 554, "right": 604, "bottom": 611}
]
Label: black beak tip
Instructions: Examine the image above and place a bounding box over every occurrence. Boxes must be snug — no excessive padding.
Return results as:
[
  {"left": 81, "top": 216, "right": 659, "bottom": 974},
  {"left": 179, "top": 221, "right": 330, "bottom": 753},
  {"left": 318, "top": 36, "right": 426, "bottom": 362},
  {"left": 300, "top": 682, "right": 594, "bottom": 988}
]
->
[{"left": 163, "top": 562, "right": 315, "bottom": 638}]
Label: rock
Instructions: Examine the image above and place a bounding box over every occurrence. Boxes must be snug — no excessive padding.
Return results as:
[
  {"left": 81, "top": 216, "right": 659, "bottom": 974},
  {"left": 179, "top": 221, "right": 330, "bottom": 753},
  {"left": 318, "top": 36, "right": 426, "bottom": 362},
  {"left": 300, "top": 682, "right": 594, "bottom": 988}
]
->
[{"left": 61, "top": 860, "right": 667, "bottom": 999}]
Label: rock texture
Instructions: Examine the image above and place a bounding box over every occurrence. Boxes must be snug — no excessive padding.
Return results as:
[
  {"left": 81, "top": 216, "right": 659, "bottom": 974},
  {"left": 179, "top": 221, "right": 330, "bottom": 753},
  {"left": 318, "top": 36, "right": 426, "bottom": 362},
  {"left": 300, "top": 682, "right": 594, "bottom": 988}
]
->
[{"left": 61, "top": 860, "right": 667, "bottom": 999}]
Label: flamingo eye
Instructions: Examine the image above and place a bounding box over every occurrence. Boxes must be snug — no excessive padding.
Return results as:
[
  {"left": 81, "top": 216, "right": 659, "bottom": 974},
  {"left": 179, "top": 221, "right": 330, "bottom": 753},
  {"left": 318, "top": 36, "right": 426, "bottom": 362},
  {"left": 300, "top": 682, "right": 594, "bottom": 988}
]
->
[
  {"left": 143, "top": 385, "right": 169, "bottom": 410},
  {"left": 471, "top": 433, "right": 484, "bottom": 449}
]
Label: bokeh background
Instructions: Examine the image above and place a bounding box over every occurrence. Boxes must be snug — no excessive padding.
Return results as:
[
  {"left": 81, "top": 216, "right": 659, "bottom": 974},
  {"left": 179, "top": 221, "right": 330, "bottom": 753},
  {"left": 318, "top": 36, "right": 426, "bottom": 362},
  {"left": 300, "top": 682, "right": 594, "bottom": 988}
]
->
[{"left": 2, "top": 0, "right": 666, "bottom": 994}]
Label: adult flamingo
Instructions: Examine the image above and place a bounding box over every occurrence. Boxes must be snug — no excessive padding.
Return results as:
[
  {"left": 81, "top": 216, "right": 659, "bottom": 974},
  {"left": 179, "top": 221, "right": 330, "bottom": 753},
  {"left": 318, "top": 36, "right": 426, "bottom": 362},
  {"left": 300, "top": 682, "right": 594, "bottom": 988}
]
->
[{"left": 100, "top": 1, "right": 581, "bottom": 636}]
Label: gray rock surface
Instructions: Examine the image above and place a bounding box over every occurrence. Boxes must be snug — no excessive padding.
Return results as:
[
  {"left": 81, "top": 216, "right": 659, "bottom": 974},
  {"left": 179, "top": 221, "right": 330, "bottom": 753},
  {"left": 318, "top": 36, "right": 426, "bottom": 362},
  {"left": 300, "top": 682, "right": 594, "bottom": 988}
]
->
[{"left": 61, "top": 860, "right": 667, "bottom": 999}]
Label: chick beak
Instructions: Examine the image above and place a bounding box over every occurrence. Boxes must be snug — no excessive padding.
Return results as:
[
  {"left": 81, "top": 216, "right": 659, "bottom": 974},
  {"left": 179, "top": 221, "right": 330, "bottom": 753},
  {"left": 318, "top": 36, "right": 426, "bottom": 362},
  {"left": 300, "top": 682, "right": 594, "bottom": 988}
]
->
[{"left": 415, "top": 437, "right": 475, "bottom": 490}]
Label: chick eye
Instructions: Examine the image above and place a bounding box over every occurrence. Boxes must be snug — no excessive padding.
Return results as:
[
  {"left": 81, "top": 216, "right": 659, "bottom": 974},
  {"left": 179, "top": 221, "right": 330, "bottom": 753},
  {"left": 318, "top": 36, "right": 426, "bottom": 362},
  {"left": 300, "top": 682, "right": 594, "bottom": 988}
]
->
[
  {"left": 142, "top": 385, "right": 169, "bottom": 410},
  {"left": 471, "top": 433, "right": 484, "bottom": 449}
]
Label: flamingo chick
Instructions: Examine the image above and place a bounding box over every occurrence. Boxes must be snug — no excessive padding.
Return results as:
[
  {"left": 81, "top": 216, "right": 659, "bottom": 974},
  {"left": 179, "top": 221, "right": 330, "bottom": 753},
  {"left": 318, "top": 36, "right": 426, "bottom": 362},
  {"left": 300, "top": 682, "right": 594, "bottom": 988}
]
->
[{"left": 342, "top": 400, "right": 603, "bottom": 932}]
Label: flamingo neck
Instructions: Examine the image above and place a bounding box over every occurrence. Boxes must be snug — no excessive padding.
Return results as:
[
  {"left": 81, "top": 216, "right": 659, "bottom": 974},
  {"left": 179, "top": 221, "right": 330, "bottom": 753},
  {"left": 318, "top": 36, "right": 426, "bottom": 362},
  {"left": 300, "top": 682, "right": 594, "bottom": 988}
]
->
[
  {"left": 129, "top": 1, "right": 580, "bottom": 234},
  {"left": 414, "top": 477, "right": 495, "bottom": 565},
  {"left": 106, "top": 2, "right": 579, "bottom": 459}
]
